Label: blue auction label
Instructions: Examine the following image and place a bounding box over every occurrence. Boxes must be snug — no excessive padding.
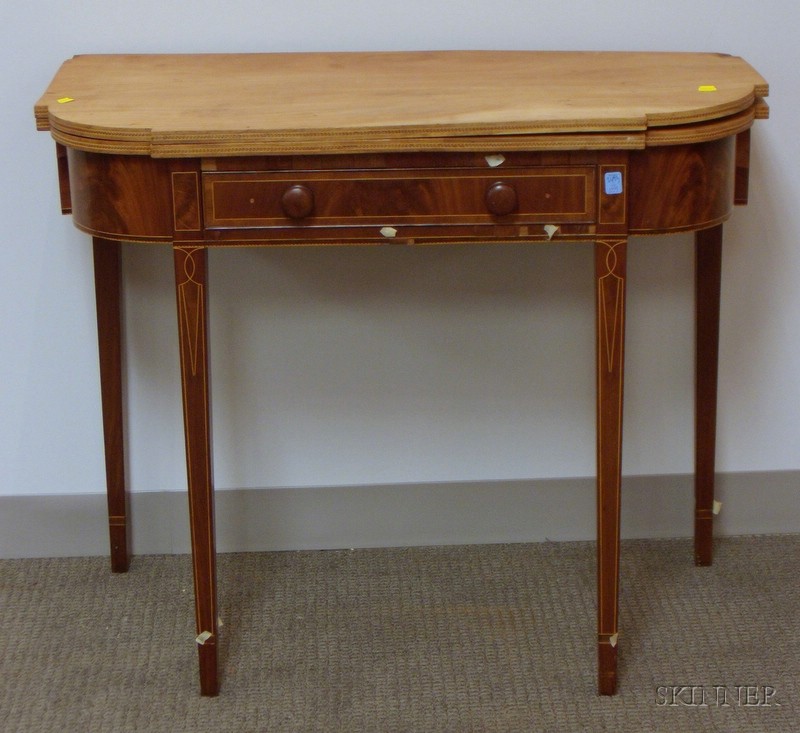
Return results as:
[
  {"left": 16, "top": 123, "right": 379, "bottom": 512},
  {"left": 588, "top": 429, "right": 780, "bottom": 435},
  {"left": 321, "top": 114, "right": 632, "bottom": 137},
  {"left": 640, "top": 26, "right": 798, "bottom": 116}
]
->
[{"left": 604, "top": 171, "right": 623, "bottom": 195}]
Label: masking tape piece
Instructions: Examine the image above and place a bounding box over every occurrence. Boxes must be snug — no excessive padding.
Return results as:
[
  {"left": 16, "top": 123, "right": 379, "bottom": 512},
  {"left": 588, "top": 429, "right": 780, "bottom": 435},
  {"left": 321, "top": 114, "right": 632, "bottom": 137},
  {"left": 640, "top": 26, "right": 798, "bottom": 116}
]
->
[
  {"left": 544, "top": 224, "right": 560, "bottom": 240},
  {"left": 712, "top": 500, "right": 723, "bottom": 515},
  {"left": 196, "top": 631, "right": 213, "bottom": 645},
  {"left": 610, "top": 633, "right": 619, "bottom": 648},
  {"left": 57, "top": 97, "right": 74, "bottom": 104},
  {"left": 217, "top": 617, "right": 224, "bottom": 628},
  {"left": 380, "top": 226, "right": 397, "bottom": 238},
  {"left": 698, "top": 85, "right": 717, "bottom": 92},
  {"left": 485, "top": 154, "right": 506, "bottom": 168}
]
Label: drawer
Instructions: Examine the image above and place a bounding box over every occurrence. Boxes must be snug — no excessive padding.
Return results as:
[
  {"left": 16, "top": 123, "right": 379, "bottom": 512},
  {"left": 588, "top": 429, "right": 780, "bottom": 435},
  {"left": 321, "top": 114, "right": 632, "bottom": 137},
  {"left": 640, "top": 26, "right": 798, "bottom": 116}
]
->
[{"left": 202, "top": 167, "right": 597, "bottom": 232}]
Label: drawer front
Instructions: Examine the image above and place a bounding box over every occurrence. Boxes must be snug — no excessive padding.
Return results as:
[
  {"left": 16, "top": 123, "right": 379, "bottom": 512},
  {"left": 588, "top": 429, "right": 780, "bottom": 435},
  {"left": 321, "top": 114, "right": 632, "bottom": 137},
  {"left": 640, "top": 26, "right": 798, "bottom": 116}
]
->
[{"left": 203, "top": 167, "right": 596, "bottom": 232}]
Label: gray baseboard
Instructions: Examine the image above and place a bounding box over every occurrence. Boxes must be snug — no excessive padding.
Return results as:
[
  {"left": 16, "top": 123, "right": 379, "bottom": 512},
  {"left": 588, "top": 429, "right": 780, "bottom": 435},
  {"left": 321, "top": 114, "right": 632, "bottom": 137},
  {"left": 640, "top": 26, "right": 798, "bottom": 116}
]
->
[{"left": 1, "top": 471, "right": 797, "bottom": 559}]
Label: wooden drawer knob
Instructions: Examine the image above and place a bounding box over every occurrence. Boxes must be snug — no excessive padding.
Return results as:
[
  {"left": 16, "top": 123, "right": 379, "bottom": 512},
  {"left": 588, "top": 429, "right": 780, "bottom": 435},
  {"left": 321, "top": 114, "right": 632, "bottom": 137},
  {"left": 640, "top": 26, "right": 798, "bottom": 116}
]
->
[
  {"left": 485, "top": 182, "right": 518, "bottom": 216},
  {"left": 281, "top": 184, "right": 315, "bottom": 219}
]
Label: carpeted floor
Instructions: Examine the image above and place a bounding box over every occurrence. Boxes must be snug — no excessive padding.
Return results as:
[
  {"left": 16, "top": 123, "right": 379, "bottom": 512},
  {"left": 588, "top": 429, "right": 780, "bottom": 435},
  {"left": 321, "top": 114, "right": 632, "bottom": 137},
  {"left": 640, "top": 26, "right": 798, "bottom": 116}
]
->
[{"left": 2, "top": 535, "right": 798, "bottom": 732}]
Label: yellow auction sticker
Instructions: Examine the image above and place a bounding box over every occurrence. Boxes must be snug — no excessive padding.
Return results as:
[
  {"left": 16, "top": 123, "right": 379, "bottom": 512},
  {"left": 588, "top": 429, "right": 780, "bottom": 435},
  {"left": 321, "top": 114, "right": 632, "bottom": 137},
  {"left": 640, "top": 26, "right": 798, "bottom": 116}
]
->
[
  {"left": 698, "top": 85, "right": 717, "bottom": 92},
  {"left": 57, "top": 97, "right": 75, "bottom": 104}
]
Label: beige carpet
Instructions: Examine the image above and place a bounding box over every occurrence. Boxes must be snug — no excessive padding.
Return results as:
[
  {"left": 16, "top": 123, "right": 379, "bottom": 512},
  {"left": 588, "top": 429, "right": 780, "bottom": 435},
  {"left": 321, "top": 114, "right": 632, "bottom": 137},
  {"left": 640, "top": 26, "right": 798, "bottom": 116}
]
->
[{"left": 2, "top": 535, "right": 798, "bottom": 732}]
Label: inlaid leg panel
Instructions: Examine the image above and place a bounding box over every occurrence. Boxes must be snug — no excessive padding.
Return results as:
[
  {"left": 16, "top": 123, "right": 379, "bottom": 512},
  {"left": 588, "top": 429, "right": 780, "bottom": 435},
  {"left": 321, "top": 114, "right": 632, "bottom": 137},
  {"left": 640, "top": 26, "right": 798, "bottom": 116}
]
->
[
  {"left": 595, "top": 238, "right": 627, "bottom": 695},
  {"left": 174, "top": 245, "right": 218, "bottom": 696}
]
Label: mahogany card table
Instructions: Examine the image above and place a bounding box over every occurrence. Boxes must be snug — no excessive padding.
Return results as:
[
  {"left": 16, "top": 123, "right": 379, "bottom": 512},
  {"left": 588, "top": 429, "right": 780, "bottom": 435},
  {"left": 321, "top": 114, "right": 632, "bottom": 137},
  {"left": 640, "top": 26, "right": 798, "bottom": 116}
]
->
[{"left": 35, "top": 51, "right": 769, "bottom": 696}]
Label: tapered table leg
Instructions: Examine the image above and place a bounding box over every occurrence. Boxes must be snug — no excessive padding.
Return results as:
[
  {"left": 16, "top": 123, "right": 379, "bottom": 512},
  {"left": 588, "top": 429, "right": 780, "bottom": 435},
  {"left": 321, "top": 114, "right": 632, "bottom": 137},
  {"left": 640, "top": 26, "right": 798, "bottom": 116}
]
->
[
  {"left": 93, "top": 237, "right": 130, "bottom": 573},
  {"left": 174, "top": 245, "right": 219, "bottom": 696},
  {"left": 595, "top": 238, "right": 627, "bottom": 695},
  {"left": 694, "top": 225, "right": 723, "bottom": 566}
]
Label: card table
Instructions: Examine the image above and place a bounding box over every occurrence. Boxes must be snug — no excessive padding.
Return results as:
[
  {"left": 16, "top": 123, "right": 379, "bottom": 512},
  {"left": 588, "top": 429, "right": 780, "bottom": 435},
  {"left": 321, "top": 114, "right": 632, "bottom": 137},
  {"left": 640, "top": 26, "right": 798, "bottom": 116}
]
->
[{"left": 35, "top": 50, "right": 769, "bottom": 695}]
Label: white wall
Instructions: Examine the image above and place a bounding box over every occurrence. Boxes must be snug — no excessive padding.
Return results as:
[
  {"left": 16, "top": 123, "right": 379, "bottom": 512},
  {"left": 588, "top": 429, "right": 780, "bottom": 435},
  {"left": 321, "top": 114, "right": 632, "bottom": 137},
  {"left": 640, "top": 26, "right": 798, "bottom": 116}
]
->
[{"left": 1, "top": 1, "right": 798, "bottom": 501}]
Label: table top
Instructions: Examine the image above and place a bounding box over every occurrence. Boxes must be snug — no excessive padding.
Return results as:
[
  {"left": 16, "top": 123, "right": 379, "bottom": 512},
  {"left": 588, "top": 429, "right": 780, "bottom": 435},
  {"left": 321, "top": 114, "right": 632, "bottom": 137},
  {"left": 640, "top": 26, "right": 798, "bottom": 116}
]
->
[{"left": 35, "top": 51, "right": 768, "bottom": 156}]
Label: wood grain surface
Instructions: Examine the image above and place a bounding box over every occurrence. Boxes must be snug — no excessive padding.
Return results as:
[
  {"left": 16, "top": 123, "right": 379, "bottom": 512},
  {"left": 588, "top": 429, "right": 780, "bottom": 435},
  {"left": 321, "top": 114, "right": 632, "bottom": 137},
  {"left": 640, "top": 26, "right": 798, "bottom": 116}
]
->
[{"left": 35, "top": 51, "right": 768, "bottom": 156}]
